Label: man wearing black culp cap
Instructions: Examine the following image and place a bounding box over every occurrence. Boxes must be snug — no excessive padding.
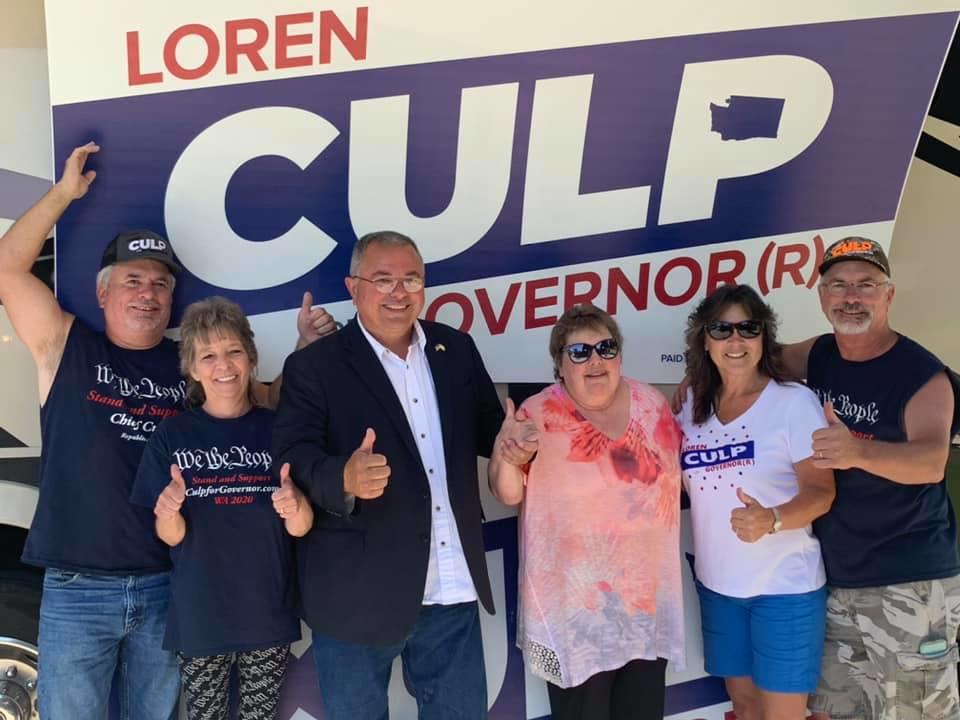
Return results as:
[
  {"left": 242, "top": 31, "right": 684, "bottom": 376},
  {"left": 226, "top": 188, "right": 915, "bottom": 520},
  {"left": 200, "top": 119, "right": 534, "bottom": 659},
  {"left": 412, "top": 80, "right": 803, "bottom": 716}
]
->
[
  {"left": 100, "top": 229, "right": 183, "bottom": 272},
  {"left": 775, "top": 236, "right": 960, "bottom": 720},
  {"left": 0, "top": 143, "right": 337, "bottom": 718}
]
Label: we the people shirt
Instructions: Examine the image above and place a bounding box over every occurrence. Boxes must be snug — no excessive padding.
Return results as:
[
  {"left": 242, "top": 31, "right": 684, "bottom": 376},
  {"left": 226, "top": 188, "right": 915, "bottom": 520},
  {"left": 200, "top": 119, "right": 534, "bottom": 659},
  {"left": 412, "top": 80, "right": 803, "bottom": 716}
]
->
[
  {"left": 24, "top": 320, "right": 182, "bottom": 573},
  {"left": 132, "top": 406, "right": 300, "bottom": 656}
]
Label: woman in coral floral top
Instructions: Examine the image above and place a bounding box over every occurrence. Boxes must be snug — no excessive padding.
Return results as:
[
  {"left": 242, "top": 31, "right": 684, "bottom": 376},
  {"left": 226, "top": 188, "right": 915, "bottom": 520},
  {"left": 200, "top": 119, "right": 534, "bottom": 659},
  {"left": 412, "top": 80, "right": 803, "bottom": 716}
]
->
[{"left": 489, "top": 304, "right": 684, "bottom": 720}]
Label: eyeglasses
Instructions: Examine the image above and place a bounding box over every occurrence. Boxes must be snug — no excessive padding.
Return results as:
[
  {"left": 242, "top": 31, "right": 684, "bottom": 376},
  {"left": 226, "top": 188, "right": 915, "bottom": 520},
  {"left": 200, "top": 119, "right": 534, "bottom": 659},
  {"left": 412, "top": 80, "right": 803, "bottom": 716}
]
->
[
  {"left": 820, "top": 280, "right": 890, "bottom": 298},
  {"left": 352, "top": 275, "right": 425, "bottom": 294},
  {"left": 564, "top": 339, "right": 620, "bottom": 363},
  {"left": 706, "top": 320, "right": 763, "bottom": 340}
]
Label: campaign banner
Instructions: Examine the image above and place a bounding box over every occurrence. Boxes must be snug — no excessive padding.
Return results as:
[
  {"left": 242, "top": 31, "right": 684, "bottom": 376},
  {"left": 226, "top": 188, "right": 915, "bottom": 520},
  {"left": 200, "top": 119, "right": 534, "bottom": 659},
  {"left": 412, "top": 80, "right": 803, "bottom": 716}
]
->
[
  {"left": 46, "top": 1, "right": 958, "bottom": 383},
  {"left": 44, "top": 3, "right": 959, "bottom": 718}
]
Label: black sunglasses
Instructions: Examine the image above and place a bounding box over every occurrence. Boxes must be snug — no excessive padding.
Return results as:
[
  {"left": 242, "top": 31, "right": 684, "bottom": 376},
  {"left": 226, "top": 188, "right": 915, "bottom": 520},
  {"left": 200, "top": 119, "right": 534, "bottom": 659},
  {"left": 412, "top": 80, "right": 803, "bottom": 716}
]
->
[
  {"left": 706, "top": 320, "right": 763, "bottom": 340},
  {"left": 565, "top": 338, "right": 620, "bottom": 363}
]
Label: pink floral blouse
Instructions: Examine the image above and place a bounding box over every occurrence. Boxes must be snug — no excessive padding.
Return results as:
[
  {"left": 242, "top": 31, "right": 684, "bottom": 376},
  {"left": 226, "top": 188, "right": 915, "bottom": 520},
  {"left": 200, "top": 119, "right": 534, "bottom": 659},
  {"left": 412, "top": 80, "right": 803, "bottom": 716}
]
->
[{"left": 517, "top": 379, "right": 684, "bottom": 687}]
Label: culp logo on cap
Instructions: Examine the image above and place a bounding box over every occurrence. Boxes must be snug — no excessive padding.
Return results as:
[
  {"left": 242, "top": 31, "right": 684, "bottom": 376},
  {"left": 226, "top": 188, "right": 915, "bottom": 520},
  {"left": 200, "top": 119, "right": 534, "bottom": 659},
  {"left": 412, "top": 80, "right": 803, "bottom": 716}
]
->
[
  {"left": 128, "top": 237, "right": 168, "bottom": 253},
  {"left": 100, "top": 229, "right": 182, "bottom": 272},
  {"left": 824, "top": 239, "right": 875, "bottom": 260},
  {"left": 818, "top": 235, "right": 891, "bottom": 276}
]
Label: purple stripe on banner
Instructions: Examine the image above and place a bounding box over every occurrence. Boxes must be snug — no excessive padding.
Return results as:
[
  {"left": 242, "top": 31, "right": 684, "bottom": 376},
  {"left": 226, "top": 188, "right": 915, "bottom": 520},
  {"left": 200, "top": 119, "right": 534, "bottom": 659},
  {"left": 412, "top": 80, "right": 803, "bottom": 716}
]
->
[
  {"left": 665, "top": 675, "right": 730, "bottom": 716},
  {"left": 53, "top": 13, "right": 956, "bottom": 329},
  {"left": 0, "top": 170, "right": 51, "bottom": 219}
]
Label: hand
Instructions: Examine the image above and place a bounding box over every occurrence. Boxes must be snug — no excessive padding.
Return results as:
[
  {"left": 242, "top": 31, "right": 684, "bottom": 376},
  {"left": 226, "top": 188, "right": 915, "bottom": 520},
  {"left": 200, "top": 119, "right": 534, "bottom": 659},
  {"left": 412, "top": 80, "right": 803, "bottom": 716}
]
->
[
  {"left": 343, "top": 428, "right": 390, "bottom": 499},
  {"left": 812, "top": 401, "right": 861, "bottom": 469},
  {"left": 671, "top": 374, "right": 692, "bottom": 414},
  {"left": 55, "top": 142, "right": 100, "bottom": 200},
  {"left": 730, "top": 488, "right": 775, "bottom": 543},
  {"left": 272, "top": 463, "right": 302, "bottom": 519},
  {"left": 296, "top": 291, "right": 338, "bottom": 348},
  {"left": 496, "top": 398, "right": 538, "bottom": 466},
  {"left": 154, "top": 464, "right": 186, "bottom": 519}
]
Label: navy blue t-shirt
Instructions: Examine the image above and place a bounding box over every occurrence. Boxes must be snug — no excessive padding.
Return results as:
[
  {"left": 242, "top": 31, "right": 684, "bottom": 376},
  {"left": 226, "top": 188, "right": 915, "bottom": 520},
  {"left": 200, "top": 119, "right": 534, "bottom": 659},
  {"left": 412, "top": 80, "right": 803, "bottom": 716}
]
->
[
  {"left": 132, "top": 406, "right": 300, "bottom": 657},
  {"left": 809, "top": 334, "right": 960, "bottom": 587},
  {"left": 23, "top": 319, "right": 183, "bottom": 574}
]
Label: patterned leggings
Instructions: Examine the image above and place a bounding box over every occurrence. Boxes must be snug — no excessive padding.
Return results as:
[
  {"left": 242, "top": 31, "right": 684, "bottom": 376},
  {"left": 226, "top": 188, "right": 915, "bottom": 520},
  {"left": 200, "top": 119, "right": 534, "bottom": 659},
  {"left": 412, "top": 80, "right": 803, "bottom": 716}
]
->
[{"left": 179, "top": 645, "right": 290, "bottom": 720}]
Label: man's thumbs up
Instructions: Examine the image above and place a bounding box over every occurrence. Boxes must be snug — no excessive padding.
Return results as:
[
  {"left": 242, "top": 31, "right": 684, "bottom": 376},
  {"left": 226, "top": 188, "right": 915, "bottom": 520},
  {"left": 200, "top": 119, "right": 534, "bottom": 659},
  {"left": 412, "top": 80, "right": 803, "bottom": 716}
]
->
[
  {"left": 154, "top": 464, "right": 186, "bottom": 519},
  {"left": 296, "top": 290, "right": 338, "bottom": 349},
  {"left": 812, "top": 400, "right": 859, "bottom": 469},
  {"left": 360, "top": 428, "right": 376, "bottom": 453},
  {"left": 823, "top": 400, "right": 844, "bottom": 426},
  {"left": 344, "top": 428, "right": 390, "bottom": 499}
]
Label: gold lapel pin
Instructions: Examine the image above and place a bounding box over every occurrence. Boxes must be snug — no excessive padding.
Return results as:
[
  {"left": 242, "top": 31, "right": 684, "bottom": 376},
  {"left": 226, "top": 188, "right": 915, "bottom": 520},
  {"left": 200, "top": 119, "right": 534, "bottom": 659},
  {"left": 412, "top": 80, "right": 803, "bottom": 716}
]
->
[{"left": 434, "top": 343, "right": 446, "bottom": 352}]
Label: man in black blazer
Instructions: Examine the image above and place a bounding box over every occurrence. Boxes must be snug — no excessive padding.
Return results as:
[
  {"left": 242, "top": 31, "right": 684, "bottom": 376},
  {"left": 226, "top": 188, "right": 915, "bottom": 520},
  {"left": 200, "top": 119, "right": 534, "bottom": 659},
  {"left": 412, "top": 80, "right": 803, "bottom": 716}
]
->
[{"left": 273, "top": 231, "right": 505, "bottom": 720}]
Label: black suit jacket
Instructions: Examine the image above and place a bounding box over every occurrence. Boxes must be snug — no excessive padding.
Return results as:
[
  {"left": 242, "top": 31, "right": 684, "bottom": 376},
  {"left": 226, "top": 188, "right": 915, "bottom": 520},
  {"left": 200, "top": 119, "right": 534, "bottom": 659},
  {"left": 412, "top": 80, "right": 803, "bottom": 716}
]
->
[{"left": 273, "top": 318, "right": 504, "bottom": 645}]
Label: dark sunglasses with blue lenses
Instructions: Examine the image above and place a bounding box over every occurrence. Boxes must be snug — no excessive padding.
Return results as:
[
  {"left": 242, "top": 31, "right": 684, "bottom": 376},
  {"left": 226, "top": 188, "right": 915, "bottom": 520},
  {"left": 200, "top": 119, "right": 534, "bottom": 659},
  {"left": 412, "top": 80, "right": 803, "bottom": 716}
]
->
[
  {"left": 706, "top": 320, "right": 763, "bottom": 340},
  {"left": 565, "top": 338, "right": 620, "bottom": 363}
]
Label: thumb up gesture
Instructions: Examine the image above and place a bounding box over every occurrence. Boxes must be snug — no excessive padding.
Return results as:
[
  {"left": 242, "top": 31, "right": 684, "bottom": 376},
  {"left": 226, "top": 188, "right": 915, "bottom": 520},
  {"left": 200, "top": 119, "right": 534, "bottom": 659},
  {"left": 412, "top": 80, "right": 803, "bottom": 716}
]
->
[
  {"left": 154, "top": 465, "right": 186, "bottom": 519},
  {"left": 343, "top": 428, "right": 390, "bottom": 499},
  {"left": 729, "top": 487, "right": 776, "bottom": 543},
  {"left": 296, "top": 291, "right": 338, "bottom": 349},
  {"left": 496, "top": 398, "right": 539, "bottom": 467},
  {"left": 812, "top": 400, "right": 860, "bottom": 469},
  {"left": 272, "top": 463, "right": 302, "bottom": 519}
]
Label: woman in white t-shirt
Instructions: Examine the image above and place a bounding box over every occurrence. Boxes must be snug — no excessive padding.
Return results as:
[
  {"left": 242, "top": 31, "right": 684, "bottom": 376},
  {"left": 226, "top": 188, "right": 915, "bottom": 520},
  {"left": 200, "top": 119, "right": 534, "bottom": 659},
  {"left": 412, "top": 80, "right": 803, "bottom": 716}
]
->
[{"left": 677, "top": 284, "right": 835, "bottom": 720}]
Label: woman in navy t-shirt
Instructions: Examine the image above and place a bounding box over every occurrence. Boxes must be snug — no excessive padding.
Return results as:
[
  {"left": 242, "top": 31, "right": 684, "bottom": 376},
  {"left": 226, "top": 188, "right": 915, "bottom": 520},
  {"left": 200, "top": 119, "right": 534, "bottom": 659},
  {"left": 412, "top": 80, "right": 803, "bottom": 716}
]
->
[{"left": 132, "top": 296, "right": 313, "bottom": 720}]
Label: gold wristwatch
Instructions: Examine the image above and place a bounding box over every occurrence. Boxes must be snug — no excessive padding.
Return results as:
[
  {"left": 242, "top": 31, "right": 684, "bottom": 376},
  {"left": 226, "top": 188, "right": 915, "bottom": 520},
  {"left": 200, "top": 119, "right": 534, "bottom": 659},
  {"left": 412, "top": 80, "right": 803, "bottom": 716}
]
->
[{"left": 769, "top": 506, "right": 783, "bottom": 534}]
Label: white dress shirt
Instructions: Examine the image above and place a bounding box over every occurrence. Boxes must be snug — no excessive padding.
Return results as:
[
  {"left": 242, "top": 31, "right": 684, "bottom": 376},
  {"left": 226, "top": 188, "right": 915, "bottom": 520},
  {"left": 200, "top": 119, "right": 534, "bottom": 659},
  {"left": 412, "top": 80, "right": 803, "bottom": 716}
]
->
[{"left": 357, "top": 318, "right": 477, "bottom": 605}]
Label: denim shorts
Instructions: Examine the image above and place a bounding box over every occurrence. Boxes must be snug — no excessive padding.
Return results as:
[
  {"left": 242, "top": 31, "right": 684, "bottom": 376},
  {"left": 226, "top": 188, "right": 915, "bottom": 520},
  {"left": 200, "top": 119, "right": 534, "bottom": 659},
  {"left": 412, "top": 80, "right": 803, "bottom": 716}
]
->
[{"left": 696, "top": 581, "right": 827, "bottom": 694}]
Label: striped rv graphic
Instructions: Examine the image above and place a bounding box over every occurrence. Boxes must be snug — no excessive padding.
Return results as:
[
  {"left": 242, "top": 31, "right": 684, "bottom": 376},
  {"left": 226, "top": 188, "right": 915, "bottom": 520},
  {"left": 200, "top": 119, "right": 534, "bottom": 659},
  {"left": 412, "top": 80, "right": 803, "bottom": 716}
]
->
[
  {"left": 0, "top": 167, "right": 49, "bottom": 492},
  {"left": 1, "top": 3, "right": 959, "bottom": 718},
  {"left": 0, "top": 22, "right": 51, "bottom": 715}
]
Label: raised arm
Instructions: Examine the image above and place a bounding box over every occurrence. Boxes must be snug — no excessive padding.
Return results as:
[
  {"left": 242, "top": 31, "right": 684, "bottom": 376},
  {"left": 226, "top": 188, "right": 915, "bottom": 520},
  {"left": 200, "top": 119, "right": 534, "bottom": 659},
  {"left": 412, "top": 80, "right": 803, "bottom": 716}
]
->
[
  {"left": 813, "top": 372, "right": 953, "bottom": 484},
  {"left": 0, "top": 143, "right": 99, "bottom": 399},
  {"left": 255, "top": 291, "right": 338, "bottom": 409},
  {"left": 779, "top": 336, "right": 818, "bottom": 381}
]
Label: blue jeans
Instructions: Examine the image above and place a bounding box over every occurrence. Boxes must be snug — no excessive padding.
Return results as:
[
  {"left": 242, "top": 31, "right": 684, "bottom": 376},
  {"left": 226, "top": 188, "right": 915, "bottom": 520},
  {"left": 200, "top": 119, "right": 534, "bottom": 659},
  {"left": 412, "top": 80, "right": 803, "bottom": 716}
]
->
[
  {"left": 38, "top": 569, "right": 180, "bottom": 720},
  {"left": 311, "top": 601, "right": 487, "bottom": 720}
]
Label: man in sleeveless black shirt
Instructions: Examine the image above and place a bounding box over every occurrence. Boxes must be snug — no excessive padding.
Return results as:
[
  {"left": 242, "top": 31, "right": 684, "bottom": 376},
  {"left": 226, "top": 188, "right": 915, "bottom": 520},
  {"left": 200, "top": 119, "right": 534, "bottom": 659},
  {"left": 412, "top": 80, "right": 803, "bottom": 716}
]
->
[
  {"left": 778, "top": 237, "right": 960, "bottom": 720},
  {"left": 0, "top": 143, "right": 337, "bottom": 718}
]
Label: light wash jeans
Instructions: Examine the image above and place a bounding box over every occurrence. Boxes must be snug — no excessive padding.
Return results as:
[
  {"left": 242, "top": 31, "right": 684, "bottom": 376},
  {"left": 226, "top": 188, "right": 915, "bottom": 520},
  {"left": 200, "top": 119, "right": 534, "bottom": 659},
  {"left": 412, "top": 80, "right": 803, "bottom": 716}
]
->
[{"left": 38, "top": 568, "right": 179, "bottom": 720}]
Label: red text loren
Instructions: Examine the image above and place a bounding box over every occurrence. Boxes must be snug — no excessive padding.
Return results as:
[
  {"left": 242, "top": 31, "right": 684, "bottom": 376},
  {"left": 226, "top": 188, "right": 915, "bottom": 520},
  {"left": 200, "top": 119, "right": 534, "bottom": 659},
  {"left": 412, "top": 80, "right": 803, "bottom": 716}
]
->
[{"left": 127, "top": 7, "right": 368, "bottom": 86}]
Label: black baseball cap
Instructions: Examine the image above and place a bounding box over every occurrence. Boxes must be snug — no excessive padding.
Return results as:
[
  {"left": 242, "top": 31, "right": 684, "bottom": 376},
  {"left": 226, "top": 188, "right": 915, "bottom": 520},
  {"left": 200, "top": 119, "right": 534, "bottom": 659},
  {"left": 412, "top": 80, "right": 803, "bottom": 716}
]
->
[
  {"left": 818, "top": 236, "right": 891, "bottom": 277},
  {"left": 100, "top": 230, "right": 181, "bottom": 273}
]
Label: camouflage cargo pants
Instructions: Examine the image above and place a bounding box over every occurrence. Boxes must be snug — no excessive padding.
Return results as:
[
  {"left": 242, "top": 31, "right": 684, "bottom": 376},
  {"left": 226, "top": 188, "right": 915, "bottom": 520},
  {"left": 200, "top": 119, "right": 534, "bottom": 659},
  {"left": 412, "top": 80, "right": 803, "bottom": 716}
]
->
[{"left": 810, "top": 576, "right": 960, "bottom": 720}]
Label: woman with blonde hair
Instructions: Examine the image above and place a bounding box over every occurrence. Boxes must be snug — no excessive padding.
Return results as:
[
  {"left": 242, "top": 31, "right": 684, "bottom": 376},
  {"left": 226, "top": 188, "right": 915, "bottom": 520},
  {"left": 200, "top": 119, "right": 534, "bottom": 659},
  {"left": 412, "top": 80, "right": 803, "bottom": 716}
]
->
[{"left": 132, "top": 296, "right": 312, "bottom": 720}]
